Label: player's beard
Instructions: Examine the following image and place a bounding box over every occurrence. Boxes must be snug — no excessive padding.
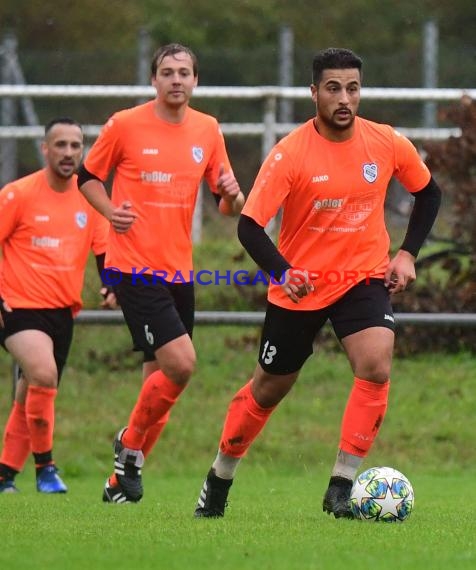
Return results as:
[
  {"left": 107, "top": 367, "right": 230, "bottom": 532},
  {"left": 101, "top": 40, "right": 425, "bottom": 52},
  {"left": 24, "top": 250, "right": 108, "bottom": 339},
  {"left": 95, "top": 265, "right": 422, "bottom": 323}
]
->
[
  {"left": 320, "top": 110, "right": 356, "bottom": 133},
  {"left": 53, "top": 162, "right": 76, "bottom": 180}
]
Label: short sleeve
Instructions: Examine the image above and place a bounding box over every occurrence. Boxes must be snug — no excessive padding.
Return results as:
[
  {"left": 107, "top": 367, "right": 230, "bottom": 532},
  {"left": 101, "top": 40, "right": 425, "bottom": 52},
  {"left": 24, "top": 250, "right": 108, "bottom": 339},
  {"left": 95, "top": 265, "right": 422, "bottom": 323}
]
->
[
  {"left": 84, "top": 114, "right": 123, "bottom": 181},
  {"left": 392, "top": 130, "right": 431, "bottom": 193},
  {"left": 242, "top": 145, "right": 294, "bottom": 227}
]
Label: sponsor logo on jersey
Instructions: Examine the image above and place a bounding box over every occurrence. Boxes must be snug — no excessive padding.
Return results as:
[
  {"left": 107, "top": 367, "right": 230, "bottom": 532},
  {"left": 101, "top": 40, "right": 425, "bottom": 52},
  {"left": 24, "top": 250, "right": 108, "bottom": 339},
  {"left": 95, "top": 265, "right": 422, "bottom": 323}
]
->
[
  {"left": 75, "top": 211, "right": 88, "bottom": 229},
  {"left": 313, "top": 198, "right": 344, "bottom": 210},
  {"left": 363, "top": 163, "right": 378, "bottom": 183},
  {"left": 141, "top": 171, "right": 172, "bottom": 183},
  {"left": 31, "top": 236, "right": 60, "bottom": 248},
  {"left": 192, "top": 146, "right": 204, "bottom": 164},
  {"left": 34, "top": 215, "right": 50, "bottom": 222},
  {"left": 142, "top": 148, "right": 159, "bottom": 155},
  {"left": 384, "top": 313, "right": 395, "bottom": 323}
]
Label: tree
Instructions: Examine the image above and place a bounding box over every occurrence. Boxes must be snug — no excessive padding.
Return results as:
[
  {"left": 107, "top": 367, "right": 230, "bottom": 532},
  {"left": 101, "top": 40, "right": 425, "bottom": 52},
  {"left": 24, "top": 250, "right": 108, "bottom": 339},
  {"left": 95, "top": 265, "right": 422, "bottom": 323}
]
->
[
  {"left": 0, "top": 0, "right": 143, "bottom": 50},
  {"left": 392, "top": 96, "right": 476, "bottom": 353}
]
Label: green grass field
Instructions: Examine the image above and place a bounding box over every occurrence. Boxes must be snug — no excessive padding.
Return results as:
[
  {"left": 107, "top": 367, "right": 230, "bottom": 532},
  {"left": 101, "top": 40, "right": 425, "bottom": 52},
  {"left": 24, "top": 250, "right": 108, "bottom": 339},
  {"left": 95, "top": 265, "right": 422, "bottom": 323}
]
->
[
  {"left": 1, "top": 471, "right": 474, "bottom": 570},
  {"left": 0, "top": 325, "right": 475, "bottom": 569}
]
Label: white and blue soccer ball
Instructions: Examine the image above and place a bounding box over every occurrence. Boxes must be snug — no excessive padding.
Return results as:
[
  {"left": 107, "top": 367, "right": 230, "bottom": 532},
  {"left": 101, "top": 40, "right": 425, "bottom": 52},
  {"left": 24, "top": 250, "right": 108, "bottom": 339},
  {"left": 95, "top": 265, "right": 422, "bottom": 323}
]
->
[{"left": 350, "top": 466, "right": 414, "bottom": 522}]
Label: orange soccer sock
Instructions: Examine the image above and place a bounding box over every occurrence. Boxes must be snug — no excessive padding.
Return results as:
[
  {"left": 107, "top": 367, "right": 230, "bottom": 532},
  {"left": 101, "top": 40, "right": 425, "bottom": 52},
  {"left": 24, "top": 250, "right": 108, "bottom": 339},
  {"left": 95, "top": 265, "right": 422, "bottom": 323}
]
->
[
  {"left": 0, "top": 401, "right": 31, "bottom": 472},
  {"left": 219, "top": 380, "right": 276, "bottom": 458},
  {"left": 25, "top": 385, "right": 57, "bottom": 455},
  {"left": 339, "top": 377, "right": 390, "bottom": 457},
  {"left": 122, "top": 371, "right": 184, "bottom": 450},
  {"left": 142, "top": 411, "right": 170, "bottom": 458}
]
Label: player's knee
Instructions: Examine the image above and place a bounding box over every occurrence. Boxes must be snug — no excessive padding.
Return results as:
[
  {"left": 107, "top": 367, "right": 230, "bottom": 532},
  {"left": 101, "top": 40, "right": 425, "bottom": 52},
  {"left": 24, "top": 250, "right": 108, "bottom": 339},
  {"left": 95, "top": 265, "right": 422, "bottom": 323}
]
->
[
  {"left": 252, "top": 372, "right": 296, "bottom": 407},
  {"left": 361, "top": 364, "right": 391, "bottom": 383},
  {"left": 28, "top": 366, "right": 58, "bottom": 388},
  {"left": 164, "top": 354, "right": 195, "bottom": 385},
  {"left": 352, "top": 356, "right": 389, "bottom": 382}
]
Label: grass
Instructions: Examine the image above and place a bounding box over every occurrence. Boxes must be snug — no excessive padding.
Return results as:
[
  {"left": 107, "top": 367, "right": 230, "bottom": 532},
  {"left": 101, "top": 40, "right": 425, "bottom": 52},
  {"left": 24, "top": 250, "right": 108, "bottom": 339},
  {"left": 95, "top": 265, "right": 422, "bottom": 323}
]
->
[
  {"left": 0, "top": 471, "right": 474, "bottom": 570},
  {"left": 1, "top": 324, "right": 475, "bottom": 569}
]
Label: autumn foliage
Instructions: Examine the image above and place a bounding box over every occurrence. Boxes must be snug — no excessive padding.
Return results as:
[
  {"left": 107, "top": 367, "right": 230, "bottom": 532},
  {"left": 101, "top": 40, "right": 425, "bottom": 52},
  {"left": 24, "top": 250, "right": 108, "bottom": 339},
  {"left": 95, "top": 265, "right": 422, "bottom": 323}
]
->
[{"left": 392, "top": 96, "right": 476, "bottom": 353}]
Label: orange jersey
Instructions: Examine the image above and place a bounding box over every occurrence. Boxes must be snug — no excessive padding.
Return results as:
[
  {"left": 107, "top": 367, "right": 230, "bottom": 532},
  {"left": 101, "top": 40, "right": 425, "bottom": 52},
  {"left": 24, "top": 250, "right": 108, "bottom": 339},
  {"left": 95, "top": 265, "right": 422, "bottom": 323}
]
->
[
  {"left": 0, "top": 170, "right": 109, "bottom": 314},
  {"left": 84, "top": 101, "right": 234, "bottom": 278},
  {"left": 243, "top": 117, "right": 431, "bottom": 310}
]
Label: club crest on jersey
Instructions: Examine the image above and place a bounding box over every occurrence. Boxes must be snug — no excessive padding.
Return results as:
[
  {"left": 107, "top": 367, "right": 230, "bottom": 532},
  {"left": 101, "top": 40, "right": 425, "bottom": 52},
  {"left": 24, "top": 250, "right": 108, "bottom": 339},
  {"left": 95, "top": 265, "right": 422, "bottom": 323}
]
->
[
  {"left": 363, "top": 163, "right": 378, "bottom": 183},
  {"left": 192, "top": 146, "right": 204, "bottom": 164},
  {"left": 75, "top": 211, "right": 88, "bottom": 229}
]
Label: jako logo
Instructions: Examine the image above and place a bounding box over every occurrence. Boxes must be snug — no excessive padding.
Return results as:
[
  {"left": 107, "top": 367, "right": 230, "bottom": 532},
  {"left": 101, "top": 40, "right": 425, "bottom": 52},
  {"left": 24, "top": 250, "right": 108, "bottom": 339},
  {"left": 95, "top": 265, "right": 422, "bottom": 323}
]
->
[{"left": 312, "top": 174, "right": 329, "bottom": 183}]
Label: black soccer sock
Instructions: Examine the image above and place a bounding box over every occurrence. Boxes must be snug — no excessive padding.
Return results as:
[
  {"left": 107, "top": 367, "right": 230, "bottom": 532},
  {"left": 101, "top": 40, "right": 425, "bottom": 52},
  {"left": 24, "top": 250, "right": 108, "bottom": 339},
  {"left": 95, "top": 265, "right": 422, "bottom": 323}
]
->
[
  {"left": 0, "top": 463, "right": 19, "bottom": 481},
  {"left": 33, "top": 451, "right": 54, "bottom": 474}
]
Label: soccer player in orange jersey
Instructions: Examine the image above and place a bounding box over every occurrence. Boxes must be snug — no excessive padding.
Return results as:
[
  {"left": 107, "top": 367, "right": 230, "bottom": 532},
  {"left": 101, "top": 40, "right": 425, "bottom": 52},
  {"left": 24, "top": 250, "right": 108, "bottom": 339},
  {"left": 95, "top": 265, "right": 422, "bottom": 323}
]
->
[
  {"left": 0, "top": 118, "right": 112, "bottom": 494},
  {"left": 77, "top": 43, "right": 244, "bottom": 503},
  {"left": 194, "top": 48, "right": 441, "bottom": 518}
]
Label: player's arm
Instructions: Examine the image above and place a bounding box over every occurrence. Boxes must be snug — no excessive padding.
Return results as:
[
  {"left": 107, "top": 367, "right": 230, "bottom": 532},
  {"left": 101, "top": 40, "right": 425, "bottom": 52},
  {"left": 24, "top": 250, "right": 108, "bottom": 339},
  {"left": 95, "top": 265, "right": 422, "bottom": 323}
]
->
[
  {"left": 385, "top": 176, "right": 442, "bottom": 293},
  {"left": 400, "top": 176, "right": 442, "bottom": 257},
  {"left": 0, "top": 184, "right": 20, "bottom": 324},
  {"left": 238, "top": 214, "right": 290, "bottom": 277},
  {"left": 238, "top": 214, "right": 313, "bottom": 303},
  {"left": 77, "top": 165, "right": 136, "bottom": 233},
  {"left": 95, "top": 252, "right": 117, "bottom": 309},
  {"left": 216, "top": 164, "right": 244, "bottom": 216},
  {"left": 77, "top": 165, "right": 114, "bottom": 220},
  {"left": 0, "top": 296, "right": 12, "bottom": 328}
]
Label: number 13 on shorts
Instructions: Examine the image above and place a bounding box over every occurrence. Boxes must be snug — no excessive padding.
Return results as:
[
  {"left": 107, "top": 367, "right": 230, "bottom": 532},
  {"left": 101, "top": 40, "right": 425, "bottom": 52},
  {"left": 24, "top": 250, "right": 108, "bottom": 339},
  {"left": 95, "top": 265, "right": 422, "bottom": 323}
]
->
[{"left": 261, "top": 340, "right": 277, "bottom": 364}]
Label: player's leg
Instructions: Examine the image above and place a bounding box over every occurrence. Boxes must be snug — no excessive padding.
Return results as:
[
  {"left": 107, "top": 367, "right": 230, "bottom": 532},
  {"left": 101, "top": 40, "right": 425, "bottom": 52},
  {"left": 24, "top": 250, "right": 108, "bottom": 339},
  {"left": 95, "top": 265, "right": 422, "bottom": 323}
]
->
[
  {"left": 0, "top": 374, "right": 29, "bottom": 493},
  {"left": 138, "top": 282, "right": 194, "bottom": 458},
  {"left": 195, "top": 302, "right": 323, "bottom": 518},
  {"left": 195, "top": 365, "right": 299, "bottom": 518},
  {"left": 104, "top": 277, "right": 195, "bottom": 503},
  {"left": 123, "top": 333, "right": 195, "bottom": 448},
  {"left": 5, "top": 328, "right": 68, "bottom": 493},
  {"left": 323, "top": 279, "right": 395, "bottom": 518},
  {"left": 139, "top": 360, "right": 169, "bottom": 458}
]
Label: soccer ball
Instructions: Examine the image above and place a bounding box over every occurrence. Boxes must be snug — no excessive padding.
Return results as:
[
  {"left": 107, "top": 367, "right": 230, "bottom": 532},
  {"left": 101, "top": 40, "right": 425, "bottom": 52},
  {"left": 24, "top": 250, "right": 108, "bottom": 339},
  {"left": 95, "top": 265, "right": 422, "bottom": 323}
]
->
[{"left": 350, "top": 466, "right": 414, "bottom": 522}]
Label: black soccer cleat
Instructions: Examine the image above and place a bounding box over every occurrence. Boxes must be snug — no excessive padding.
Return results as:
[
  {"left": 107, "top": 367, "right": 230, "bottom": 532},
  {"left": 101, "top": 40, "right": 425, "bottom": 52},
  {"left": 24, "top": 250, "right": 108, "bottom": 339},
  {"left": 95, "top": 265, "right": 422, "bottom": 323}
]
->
[
  {"left": 102, "top": 477, "right": 133, "bottom": 504},
  {"left": 112, "top": 427, "right": 144, "bottom": 503},
  {"left": 322, "top": 475, "right": 354, "bottom": 519},
  {"left": 194, "top": 468, "right": 233, "bottom": 518}
]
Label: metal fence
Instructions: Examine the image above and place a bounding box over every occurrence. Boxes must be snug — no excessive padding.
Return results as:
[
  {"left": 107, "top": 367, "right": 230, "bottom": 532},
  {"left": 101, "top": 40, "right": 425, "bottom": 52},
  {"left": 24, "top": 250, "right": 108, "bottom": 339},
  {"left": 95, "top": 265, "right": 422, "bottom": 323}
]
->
[{"left": 75, "top": 310, "right": 476, "bottom": 327}]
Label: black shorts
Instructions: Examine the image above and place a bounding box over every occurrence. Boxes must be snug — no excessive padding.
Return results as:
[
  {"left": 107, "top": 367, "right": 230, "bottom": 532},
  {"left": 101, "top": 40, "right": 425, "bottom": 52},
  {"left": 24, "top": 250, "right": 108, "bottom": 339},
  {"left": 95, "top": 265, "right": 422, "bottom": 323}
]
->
[
  {"left": 0, "top": 307, "right": 74, "bottom": 381},
  {"left": 258, "top": 279, "right": 395, "bottom": 375},
  {"left": 114, "top": 273, "right": 195, "bottom": 362}
]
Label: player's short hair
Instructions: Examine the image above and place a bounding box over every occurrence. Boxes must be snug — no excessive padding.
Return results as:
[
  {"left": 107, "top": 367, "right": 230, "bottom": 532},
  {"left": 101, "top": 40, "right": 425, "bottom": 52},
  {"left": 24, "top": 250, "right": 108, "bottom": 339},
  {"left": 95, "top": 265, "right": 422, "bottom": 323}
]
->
[
  {"left": 44, "top": 117, "right": 82, "bottom": 136},
  {"left": 150, "top": 43, "right": 198, "bottom": 77},
  {"left": 312, "top": 48, "right": 363, "bottom": 85}
]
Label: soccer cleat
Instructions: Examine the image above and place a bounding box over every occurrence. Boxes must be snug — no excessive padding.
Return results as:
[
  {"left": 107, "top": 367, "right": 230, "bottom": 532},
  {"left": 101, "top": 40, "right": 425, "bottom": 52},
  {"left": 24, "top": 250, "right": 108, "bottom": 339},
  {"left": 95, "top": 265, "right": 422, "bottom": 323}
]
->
[
  {"left": 36, "top": 465, "right": 68, "bottom": 494},
  {"left": 0, "top": 479, "right": 20, "bottom": 494},
  {"left": 102, "top": 477, "right": 133, "bottom": 504},
  {"left": 322, "top": 475, "right": 354, "bottom": 519},
  {"left": 112, "top": 427, "right": 144, "bottom": 503},
  {"left": 194, "top": 468, "right": 233, "bottom": 518}
]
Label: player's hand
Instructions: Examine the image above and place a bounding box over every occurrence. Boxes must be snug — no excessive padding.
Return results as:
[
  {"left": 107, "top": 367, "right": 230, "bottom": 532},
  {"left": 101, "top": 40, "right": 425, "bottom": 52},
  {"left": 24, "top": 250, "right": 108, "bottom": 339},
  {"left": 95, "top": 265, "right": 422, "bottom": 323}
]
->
[
  {"left": 281, "top": 267, "right": 315, "bottom": 304},
  {"left": 384, "top": 250, "right": 416, "bottom": 295},
  {"left": 0, "top": 298, "right": 12, "bottom": 328},
  {"left": 216, "top": 164, "right": 241, "bottom": 202},
  {"left": 110, "top": 201, "right": 137, "bottom": 233},
  {"left": 99, "top": 287, "right": 119, "bottom": 309}
]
